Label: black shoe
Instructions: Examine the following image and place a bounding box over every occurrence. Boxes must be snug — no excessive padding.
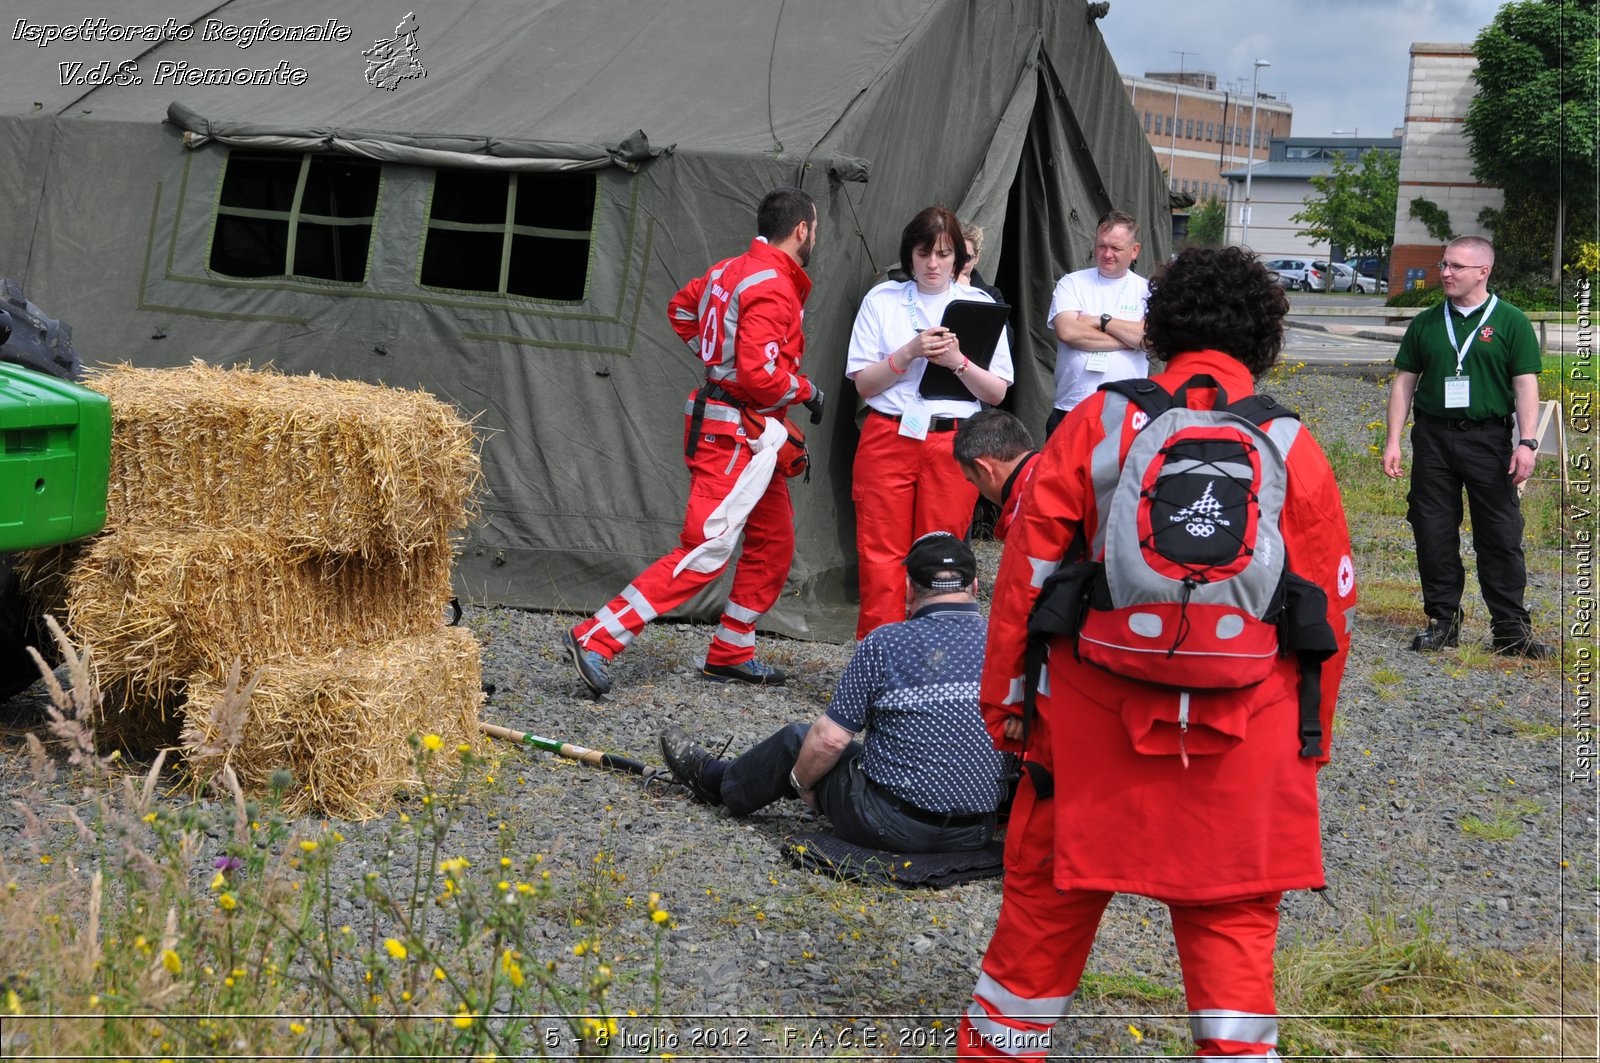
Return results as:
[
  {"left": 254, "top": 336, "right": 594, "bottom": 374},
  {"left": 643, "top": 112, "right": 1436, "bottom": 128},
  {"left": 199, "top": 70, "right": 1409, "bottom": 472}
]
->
[
  {"left": 1409, "top": 612, "right": 1462, "bottom": 652},
  {"left": 1492, "top": 635, "right": 1556, "bottom": 660},
  {"left": 701, "top": 658, "right": 787, "bottom": 686},
  {"left": 562, "top": 629, "right": 612, "bottom": 695},
  {"left": 659, "top": 723, "right": 722, "bottom": 804}
]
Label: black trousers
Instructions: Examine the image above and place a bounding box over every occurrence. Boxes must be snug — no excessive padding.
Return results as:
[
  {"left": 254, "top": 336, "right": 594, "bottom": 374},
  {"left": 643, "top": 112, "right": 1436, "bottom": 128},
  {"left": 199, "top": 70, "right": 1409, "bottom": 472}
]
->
[
  {"left": 719, "top": 722, "right": 995, "bottom": 853},
  {"left": 1407, "top": 413, "right": 1531, "bottom": 637}
]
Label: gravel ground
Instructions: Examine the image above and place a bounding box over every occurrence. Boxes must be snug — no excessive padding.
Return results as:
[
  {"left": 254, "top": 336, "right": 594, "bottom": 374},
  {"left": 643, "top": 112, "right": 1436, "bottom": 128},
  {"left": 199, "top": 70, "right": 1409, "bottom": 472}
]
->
[{"left": 1, "top": 367, "right": 1592, "bottom": 1057}]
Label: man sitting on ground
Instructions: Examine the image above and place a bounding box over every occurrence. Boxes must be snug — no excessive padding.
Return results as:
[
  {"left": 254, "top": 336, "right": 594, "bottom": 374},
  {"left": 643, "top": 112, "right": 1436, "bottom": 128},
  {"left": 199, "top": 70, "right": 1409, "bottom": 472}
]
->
[
  {"left": 659, "top": 532, "right": 1008, "bottom": 853},
  {"left": 953, "top": 410, "right": 1039, "bottom": 543}
]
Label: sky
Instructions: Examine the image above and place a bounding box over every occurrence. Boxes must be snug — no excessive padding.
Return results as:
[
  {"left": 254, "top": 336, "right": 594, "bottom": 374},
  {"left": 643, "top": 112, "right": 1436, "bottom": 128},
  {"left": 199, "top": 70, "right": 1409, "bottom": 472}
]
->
[{"left": 1095, "top": 0, "right": 1508, "bottom": 139}]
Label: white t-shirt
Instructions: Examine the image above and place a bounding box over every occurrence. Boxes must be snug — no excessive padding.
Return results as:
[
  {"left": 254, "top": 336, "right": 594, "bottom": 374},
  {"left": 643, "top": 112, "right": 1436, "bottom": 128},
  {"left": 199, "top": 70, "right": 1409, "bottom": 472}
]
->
[
  {"left": 846, "top": 280, "right": 1015, "bottom": 419},
  {"left": 1047, "top": 266, "right": 1150, "bottom": 411}
]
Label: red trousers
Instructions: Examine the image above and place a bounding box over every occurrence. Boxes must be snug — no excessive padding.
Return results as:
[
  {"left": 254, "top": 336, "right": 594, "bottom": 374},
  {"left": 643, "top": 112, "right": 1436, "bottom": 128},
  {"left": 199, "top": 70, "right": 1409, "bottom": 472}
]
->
[
  {"left": 572, "top": 432, "right": 792, "bottom": 667},
  {"left": 958, "top": 779, "right": 1284, "bottom": 1059},
  {"left": 851, "top": 411, "right": 979, "bottom": 638}
]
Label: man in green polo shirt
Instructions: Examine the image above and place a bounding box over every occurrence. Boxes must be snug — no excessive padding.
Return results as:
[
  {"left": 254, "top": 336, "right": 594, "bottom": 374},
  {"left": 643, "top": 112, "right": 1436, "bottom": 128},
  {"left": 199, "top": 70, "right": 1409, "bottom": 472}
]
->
[{"left": 1380, "top": 235, "right": 1552, "bottom": 658}]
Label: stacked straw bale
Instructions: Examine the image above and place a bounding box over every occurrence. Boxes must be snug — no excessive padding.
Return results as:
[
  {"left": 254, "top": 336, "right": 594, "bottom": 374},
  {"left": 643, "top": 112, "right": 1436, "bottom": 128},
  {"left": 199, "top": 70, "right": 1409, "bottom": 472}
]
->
[{"left": 29, "top": 361, "right": 483, "bottom": 818}]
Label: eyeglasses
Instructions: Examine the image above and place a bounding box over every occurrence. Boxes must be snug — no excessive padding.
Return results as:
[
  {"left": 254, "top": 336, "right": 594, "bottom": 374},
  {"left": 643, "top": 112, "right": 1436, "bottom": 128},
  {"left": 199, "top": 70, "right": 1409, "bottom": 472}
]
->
[{"left": 1437, "top": 261, "right": 1488, "bottom": 273}]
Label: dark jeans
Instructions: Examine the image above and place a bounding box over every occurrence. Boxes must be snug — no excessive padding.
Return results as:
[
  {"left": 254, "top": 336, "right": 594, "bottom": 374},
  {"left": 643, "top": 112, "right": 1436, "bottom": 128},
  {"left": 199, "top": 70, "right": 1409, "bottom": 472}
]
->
[
  {"left": 719, "top": 722, "right": 995, "bottom": 853},
  {"left": 1407, "top": 414, "right": 1531, "bottom": 637}
]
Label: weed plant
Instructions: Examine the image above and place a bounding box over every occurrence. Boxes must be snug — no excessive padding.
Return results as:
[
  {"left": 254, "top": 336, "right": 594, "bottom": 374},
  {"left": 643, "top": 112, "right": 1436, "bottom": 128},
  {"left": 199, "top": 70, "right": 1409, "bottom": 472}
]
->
[{"left": 0, "top": 620, "right": 672, "bottom": 1059}]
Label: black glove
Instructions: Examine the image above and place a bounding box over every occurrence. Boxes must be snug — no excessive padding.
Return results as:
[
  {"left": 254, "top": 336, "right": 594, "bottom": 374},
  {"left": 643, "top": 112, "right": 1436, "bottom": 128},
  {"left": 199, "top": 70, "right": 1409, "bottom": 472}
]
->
[{"left": 802, "top": 386, "right": 825, "bottom": 425}]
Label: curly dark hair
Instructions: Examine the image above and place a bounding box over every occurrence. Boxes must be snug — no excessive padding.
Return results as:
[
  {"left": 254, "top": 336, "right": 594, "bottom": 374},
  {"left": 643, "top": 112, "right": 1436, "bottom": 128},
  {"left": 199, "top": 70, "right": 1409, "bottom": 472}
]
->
[{"left": 1144, "top": 246, "right": 1288, "bottom": 378}]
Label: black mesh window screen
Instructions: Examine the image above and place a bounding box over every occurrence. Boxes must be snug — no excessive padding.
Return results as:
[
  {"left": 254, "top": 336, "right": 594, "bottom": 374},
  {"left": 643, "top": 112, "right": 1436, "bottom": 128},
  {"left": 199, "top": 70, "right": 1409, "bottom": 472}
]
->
[
  {"left": 210, "top": 152, "right": 379, "bottom": 282},
  {"left": 421, "top": 169, "right": 596, "bottom": 300}
]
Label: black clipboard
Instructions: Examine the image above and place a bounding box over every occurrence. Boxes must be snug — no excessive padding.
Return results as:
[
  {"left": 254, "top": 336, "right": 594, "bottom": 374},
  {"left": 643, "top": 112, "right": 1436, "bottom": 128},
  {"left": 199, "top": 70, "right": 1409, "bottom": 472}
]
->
[{"left": 918, "top": 299, "right": 1011, "bottom": 401}]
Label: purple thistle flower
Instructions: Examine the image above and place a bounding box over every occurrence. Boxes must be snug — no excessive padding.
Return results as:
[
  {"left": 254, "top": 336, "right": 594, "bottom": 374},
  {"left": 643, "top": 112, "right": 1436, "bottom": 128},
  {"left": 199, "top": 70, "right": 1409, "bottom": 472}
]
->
[{"left": 214, "top": 856, "right": 243, "bottom": 873}]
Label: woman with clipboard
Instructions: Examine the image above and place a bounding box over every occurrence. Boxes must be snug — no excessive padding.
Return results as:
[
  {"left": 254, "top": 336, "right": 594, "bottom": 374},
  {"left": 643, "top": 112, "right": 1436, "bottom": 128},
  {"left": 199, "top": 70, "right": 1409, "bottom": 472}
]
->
[{"left": 845, "top": 206, "right": 1014, "bottom": 638}]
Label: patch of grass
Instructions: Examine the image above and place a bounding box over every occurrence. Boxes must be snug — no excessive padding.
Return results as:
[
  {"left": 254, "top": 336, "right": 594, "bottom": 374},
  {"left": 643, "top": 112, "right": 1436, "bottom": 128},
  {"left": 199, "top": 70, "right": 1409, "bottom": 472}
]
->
[
  {"left": 1276, "top": 908, "right": 1591, "bottom": 1059},
  {"left": 1541, "top": 351, "right": 1598, "bottom": 403},
  {"left": 1075, "top": 969, "right": 1185, "bottom": 1007},
  {"left": 1460, "top": 799, "right": 1541, "bottom": 841},
  {"left": 1355, "top": 582, "right": 1425, "bottom": 629},
  {"left": 1507, "top": 717, "right": 1562, "bottom": 739}
]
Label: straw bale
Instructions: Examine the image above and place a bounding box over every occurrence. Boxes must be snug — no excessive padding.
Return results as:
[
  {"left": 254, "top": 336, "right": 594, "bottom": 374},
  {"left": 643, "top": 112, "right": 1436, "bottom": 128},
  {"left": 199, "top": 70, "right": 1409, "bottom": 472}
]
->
[
  {"left": 57, "top": 527, "right": 453, "bottom": 708},
  {"left": 182, "top": 626, "right": 483, "bottom": 820},
  {"left": 89, "top": 361, "right": 481, "bottom": 559}
]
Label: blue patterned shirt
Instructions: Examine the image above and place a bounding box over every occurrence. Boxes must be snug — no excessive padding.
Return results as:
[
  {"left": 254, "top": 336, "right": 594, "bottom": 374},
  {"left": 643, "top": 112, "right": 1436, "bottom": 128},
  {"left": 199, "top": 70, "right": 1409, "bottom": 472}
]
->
[{"left": 826, "top": 602, "right": 1008, "bottom": 813}]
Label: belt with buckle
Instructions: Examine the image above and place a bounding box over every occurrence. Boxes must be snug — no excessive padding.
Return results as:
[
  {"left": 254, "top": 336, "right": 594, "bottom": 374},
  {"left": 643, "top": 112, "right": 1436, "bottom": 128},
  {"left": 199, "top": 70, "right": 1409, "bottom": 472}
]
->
[
  {"left": 872, "top": 409, "right": 965, "bottom": 433},
  {"left": 870, "top": 780, "right": 991, "bottom": 827},
  {"left": 1415, "top": 409, "right": 1512, "bottom": 431}
]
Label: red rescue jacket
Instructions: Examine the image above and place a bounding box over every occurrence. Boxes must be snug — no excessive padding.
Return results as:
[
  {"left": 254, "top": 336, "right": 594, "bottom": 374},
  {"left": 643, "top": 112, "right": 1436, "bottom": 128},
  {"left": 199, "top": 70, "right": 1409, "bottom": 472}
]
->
[
  {"left": 670, "top": 238, "right": 814, "bottom": 442},
  {"left": 982, "top": 350, "right": 1357, "bottom": 902}
]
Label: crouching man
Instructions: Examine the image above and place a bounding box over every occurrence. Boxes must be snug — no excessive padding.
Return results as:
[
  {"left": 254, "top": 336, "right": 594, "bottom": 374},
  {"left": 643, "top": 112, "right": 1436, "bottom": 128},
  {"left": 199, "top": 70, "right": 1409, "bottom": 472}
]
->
[{"left": 659, "top": 532, "right": 1008, "bottom": 853}]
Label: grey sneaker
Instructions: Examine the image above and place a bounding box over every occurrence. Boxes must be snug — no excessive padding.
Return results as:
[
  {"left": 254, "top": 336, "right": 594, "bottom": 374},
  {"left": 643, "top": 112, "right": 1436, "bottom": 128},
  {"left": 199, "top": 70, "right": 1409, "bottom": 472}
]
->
[
  {"left": 563, "top": 629, "right": 612, "bottom": 695},
  {"left": 660, "top": 723, "right": 722, "bottom": 804},
  {"left": 701, "top": 658, "right": 787, "bottom": 685}
]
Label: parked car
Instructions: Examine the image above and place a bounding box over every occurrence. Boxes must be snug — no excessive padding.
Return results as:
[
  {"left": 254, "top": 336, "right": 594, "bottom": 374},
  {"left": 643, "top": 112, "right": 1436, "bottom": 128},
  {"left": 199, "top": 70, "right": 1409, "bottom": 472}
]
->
[
  {"left": 1265, "top": 258, "right": 1328, "bottom": 292},
  {"left": 1328, "top": 262, "right": 1379, "bottom": 294}
]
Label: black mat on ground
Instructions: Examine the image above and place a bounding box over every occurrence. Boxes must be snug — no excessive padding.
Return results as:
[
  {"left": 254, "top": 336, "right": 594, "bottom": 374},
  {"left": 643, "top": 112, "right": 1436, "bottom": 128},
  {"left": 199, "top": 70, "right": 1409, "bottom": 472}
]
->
[{"left": 783, "top": 832, "right": 1004, "bottom": 889}]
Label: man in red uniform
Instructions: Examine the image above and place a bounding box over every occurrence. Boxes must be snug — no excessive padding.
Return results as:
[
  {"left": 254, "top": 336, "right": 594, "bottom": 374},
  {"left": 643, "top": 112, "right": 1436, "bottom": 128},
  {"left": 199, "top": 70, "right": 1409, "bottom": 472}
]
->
[
  {"left": 952, "top": 410, "right": 1039, "bottom": 543},
  {"left": 959, "top": 247, "right": 1357, "bottom": 1060},
  {"left": 565, "top": 188, "right": 824, "bottom": 695}
]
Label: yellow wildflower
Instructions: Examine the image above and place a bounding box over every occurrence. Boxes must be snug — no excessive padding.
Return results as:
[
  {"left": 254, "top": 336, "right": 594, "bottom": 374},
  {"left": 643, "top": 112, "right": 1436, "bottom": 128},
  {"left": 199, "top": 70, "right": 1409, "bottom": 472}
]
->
[
  {"left": 299, "top": 840, "right": 318, "bottom": 853},
  {"left": 651, "top": 909, "right": 669, "bottom": 924},
  {"left": 289, "top": 1022, "right": 306, "bottom": 1035},
  {"left": 421, "top": 733, "right": 443, "bottom": 751},
  {"left": 218, "top": 893, "right": 237, "bottom": 911},
  {"left": 453, "top": 1011, "right": 474, "bottom": 1029},
  {"left": 161, "top": 949, "right": 182, "bottom": 976},
  {"left": 384, "top": 939, "right": 407, "bottom": 960}
]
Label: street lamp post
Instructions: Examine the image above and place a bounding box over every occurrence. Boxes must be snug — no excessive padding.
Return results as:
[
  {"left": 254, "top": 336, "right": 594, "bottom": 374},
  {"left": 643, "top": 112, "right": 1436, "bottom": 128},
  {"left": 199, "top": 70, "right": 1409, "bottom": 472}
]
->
[{"left": 1240, "top": 58, "right": 1270, "bottom": 248}]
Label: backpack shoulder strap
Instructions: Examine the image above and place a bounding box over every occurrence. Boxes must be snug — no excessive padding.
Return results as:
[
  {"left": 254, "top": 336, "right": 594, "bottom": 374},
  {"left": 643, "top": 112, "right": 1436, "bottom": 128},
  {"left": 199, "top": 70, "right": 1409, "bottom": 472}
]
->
[
  {"left": 1222, "top": 390, "right": 1301, "bottom": 429},
  {"left": 1100, "top": 376, "right": 1175, "bottom": 419}
]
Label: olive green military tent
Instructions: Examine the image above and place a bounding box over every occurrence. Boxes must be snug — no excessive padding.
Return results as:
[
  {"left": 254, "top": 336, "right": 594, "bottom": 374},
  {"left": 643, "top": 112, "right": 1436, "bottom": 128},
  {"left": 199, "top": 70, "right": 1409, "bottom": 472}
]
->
[{"left": 1, "top": 0, "right": 1167, "bottom": 641}]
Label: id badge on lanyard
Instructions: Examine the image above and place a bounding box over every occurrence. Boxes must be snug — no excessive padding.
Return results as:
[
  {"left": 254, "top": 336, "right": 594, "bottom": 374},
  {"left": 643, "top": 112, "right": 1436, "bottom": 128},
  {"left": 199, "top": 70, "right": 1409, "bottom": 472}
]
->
[
  {"left": 1084, "top": 351, "right": 1110, "bottom": 373},
  {"left": 1442, "top": 295, "right": 1497, "bottom": 409},
  {"left": 898, "top": 399, "right": 931, "bottom": 440},
  {"left": 897, "top": 289, "right": 933, "bottom": 439}
]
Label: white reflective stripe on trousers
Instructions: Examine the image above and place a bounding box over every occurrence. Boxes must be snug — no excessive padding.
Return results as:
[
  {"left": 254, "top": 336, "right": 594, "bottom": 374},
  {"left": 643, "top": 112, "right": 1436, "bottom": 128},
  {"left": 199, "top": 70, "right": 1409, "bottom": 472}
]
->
[
  {"left": 620, "top": 584, "right": 658, "bottom": 624},
  {"left": 712, "top": 624, "right": 756, "bottom": 649},
  {"left": 961, "top": 1002, "right": 1052, "bottom": 1057},
  {"left": 723, "top": 600, "right": 762, "bottom": 624},
  {"left": 1190, "top": 1008, "right": 1278, "bottom": 1048}
]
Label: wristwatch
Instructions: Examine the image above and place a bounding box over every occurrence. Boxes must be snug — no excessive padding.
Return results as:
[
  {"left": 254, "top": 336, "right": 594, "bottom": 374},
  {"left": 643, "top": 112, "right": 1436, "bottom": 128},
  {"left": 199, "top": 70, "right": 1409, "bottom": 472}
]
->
[
  {"left": 1098, "top": 313, "right": 1112, "bottom": 332},
  {"left": 1518, "top": 438, "right": 1538, "bottom": 451},
  {"left": 789, "top": 768, "right": 813, "bottom": 795}
]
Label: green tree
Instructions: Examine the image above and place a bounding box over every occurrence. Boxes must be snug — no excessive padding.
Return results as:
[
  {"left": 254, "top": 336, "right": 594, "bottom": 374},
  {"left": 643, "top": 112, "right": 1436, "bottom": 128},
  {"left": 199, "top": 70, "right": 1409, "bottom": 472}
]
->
[
  {"left": 1465, "top": 0, "right": 1599, "bottom": 285},
  {"left": 1290, "top": 148, "right": 1400, "bottom": 265},
  {"left": 1187, "top": 196, "right": 1226, "bottom": 248}
]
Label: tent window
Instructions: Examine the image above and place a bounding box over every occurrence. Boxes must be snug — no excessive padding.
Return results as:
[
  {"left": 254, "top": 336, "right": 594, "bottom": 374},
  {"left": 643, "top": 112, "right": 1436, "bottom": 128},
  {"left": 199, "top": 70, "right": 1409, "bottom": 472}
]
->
[
  {"left": 210, "top": 152, "right": 378, "bottom": 282},
  {"left": 421, "top": 170, "right": 595, "bottom": 300}
]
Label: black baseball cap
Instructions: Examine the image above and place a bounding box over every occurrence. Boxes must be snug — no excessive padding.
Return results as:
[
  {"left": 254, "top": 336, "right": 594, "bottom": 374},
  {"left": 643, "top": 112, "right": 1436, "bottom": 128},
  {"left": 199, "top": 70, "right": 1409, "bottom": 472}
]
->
[{"left": 904, "top": 531, "right": 977, "bottom": 591}]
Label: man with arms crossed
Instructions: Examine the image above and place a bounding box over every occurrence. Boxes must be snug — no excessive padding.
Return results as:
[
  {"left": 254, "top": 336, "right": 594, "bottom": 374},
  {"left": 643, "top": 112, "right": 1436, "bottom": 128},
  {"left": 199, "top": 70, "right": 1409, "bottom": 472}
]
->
[
  {"left": 1045, "top": 210, "right": 1149, "bottom": 437},
  {"left": 1381, "top": 235, "right": 1553, "bottom": 658}
]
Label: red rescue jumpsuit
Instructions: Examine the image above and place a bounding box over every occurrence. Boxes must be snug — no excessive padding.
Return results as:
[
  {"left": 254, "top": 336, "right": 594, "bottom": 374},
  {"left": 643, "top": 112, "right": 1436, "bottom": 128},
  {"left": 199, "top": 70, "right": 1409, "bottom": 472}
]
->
[
  {"left": 571, "top": 239, "right": 816, "bottom": 668},
  {"left": 959, "top": 350, "right": 1357, "bottom": 1060},
  {"left": 991, "top": 451, "right": 1039, "bottom": 544}
]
